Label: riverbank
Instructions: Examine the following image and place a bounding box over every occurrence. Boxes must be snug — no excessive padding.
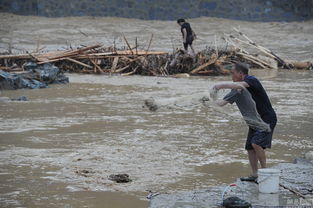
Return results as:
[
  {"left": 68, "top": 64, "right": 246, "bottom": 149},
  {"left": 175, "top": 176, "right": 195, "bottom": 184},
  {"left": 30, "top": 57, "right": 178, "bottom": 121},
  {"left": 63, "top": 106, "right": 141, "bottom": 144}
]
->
[{"left": 149, "top": 156, "right": 313, "bottom": 207}]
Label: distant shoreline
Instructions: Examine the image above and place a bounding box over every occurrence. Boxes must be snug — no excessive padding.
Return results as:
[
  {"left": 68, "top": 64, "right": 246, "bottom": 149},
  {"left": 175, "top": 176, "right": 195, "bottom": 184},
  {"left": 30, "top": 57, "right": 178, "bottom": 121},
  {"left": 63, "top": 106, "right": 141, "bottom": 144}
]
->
[{"left": 0, "top": 0, "right": 312, "bottom": 22}]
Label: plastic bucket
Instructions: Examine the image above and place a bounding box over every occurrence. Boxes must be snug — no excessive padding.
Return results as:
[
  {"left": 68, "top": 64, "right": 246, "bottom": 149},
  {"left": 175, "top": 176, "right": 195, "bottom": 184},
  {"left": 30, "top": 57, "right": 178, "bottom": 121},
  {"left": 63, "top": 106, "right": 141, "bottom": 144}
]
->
[{"left": 258, "top": 168, "right": 280, "bottom": 194}]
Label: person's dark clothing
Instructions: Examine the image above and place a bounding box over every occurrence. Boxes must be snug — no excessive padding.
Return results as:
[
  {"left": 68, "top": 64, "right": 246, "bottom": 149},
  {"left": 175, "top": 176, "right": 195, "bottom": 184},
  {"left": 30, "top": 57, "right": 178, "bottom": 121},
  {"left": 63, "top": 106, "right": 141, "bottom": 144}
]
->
[
  {"left": 181, "top": 22, "right": 193, "bottom": 50},
  {"left": 244, "top": 75, "right": 277, "bottom": 150},
  {"left": 244, "top": 75, "right": 277, "bottom": 125},
  {"left": 245, "top": 127, "right": 275, "bottom": 150}
]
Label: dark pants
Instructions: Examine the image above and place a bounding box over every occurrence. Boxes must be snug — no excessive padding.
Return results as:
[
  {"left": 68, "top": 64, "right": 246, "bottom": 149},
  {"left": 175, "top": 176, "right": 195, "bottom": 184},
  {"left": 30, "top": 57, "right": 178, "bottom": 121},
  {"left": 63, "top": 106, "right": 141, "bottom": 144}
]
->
[{"left": 183, "top": 35, "right": 193, "bottom": 50}]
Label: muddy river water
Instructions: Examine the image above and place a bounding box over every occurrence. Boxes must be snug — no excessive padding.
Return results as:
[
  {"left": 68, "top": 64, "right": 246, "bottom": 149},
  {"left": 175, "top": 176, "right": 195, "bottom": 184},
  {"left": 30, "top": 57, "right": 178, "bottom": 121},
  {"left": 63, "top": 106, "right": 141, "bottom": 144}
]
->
[{"left": 0, "top": 13, "right": 313, "bottom": 207}]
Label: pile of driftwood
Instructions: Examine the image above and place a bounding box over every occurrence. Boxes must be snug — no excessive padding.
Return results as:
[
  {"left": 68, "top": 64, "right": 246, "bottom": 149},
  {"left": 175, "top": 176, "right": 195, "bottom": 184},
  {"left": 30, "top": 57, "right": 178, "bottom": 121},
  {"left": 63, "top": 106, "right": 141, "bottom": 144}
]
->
[
  {"left": 223, "top": 27, "right": 312, "bottom": 70},
  {"left": 0, "top": 29, "right": 311, "bottom": 77}
]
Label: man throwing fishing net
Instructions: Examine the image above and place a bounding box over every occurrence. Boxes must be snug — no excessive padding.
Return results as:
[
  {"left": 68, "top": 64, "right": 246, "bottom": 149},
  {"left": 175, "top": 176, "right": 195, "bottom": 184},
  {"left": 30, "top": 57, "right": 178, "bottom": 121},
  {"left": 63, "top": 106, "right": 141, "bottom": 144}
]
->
[{"left": 212, "top": 63, "right": 277, "bottom": 182}]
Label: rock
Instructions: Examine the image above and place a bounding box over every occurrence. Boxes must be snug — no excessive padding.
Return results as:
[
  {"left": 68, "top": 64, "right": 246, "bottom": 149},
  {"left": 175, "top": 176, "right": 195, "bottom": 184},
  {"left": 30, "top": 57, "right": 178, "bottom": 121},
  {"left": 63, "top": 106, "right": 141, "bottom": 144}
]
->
[{"left": 108, "top": 174, "right": 131, "bottom": 183}]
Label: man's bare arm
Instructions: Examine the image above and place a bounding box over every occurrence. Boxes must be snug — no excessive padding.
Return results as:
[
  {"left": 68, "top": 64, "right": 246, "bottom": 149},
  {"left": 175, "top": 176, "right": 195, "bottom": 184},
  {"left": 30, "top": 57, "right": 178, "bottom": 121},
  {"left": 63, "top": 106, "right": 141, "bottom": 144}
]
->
[
  {"left": 214, "top": 82, "right": 249, "bottom": 90},
  {"left": 216, "top": 100, "right": 229, "bottom": 106}
]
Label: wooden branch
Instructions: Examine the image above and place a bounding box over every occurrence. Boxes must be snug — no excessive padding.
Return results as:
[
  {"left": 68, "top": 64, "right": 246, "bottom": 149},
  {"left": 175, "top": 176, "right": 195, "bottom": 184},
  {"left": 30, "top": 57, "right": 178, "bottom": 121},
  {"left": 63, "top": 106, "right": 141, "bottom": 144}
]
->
[
  {"left": 36, "top": 44, "right": 102, "bottom": 61},
  {"left": 0, "top": 54, "right": 33, "bottom": 59},
  {"left": 224, "top": 35, "right": 251, "bottom": 55},
  {"left": 65, "top": 57, "right": 93, "bottom": 69},
  {"left": 110, "top": 56, "right": 119, "bottom": 72},
  {"left": 236, "top": 52, "right": 274, "bottom": 69},
  {"left": 237, "top": 53, "right": 266, "bottom": 69},
  {"left": 121, "top": 66, "right": 138, "bottom": 76},
  {"left": 279, "top": 183, "right": 308, "bottom": 199},
  {"left": 228, "top": 35, "right": 276, "bottom": 60},
  {"left": 135, "top": 37, "right": 138, "bottom": 55},
  {"left": 190, "top": 56, "right": 217, "bottom": 74},
  {"left": 123, "top": 35, "right": 134, "bottom": 55},
  {"left": 145, "top": 34, "right": 154, "bottom": 55},
  {"left": 225, "top": 34, "right": 276, "bottom": 69},
  {"left": 37, "top": 57, "right": 67, "bottom": 64},
  {"left": 233, "top": 27, "right": 290, "bottom": 69},
  {"left": 115, "top": 65, "right": 129, "bottom": 73},
  {"left": 90, "top": 58, "right": 104, "bottom": 73},
  {"left": 214, "top": 34, "right": 218, "bottom": 57}
]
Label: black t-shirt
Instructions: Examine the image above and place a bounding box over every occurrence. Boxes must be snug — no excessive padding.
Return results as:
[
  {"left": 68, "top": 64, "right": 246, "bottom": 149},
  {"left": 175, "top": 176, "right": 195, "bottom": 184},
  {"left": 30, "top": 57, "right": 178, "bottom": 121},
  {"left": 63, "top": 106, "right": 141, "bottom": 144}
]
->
[
  {"left": 181, "top": 22, "right": 193, "bottom": 38},
  {"left": 244, "top": 75, "right": 277, "bottom": 124}
]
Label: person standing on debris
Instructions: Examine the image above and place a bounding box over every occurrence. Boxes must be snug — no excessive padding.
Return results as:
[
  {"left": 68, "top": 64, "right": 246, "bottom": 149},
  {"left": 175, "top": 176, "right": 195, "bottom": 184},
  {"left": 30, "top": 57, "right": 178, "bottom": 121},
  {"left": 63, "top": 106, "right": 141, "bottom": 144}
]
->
[
  {"left": 212, "top": 63, "right": 277, "bottom": 182},
  {"left": 177, "top": 18, "right": 196, "bottom": 55}
]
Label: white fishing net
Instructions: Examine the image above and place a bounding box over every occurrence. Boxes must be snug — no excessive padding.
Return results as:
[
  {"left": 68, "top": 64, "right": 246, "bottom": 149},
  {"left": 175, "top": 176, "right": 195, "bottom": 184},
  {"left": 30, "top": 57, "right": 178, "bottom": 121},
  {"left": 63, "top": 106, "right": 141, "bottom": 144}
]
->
[{"left": 144, "top": 84, "right": 270, "bottom": 132}]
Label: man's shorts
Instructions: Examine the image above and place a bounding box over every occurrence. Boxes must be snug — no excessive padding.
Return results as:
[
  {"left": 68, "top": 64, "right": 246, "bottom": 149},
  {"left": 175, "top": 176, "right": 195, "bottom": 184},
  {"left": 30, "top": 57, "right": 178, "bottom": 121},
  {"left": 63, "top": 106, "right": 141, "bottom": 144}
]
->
[{"left": 245, "top": 123, "right": 276, "bottom": 150}]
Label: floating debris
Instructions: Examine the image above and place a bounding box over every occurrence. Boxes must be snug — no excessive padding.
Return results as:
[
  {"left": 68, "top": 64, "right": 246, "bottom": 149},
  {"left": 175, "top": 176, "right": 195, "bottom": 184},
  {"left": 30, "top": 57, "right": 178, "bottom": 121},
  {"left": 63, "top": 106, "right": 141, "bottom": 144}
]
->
[{"left": 108, "top": 174, "right": 131, "bottom": 183}]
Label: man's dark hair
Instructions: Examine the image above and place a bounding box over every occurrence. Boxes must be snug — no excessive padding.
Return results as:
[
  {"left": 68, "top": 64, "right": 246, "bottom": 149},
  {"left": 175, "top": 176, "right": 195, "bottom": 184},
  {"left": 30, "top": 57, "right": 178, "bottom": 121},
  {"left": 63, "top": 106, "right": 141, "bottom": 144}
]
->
[
  {"left": 177, "top": 18, "right": 185, "bottom": 24},
  {"left": 234, "top": 63, "right": 249, "bottom": 75}
]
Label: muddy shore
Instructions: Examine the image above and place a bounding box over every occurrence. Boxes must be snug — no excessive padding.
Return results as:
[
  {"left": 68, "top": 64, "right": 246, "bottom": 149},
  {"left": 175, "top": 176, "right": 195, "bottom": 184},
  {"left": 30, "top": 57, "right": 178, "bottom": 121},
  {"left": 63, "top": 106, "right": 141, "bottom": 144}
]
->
[{"left": 149, "top": 157, "right": 313, "bottom": 207}]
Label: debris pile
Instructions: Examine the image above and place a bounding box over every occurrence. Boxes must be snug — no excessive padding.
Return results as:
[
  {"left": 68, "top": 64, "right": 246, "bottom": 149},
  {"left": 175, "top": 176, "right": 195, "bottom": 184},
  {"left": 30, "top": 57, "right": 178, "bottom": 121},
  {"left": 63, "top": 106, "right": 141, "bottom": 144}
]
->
[{"left": 0, "top": 29, "right": 311, "bottom": 80}]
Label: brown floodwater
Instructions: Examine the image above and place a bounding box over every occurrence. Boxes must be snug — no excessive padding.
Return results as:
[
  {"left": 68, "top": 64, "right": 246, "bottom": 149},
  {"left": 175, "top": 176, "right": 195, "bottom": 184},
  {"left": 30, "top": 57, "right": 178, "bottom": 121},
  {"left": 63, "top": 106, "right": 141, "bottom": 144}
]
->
[{"left": 0, "top": 13, "right": 313, "bottom": 208}]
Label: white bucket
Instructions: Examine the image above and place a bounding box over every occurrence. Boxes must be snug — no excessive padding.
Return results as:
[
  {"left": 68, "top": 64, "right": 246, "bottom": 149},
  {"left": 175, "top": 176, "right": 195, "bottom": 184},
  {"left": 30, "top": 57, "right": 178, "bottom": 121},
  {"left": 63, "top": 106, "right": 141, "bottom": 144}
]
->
[{"left": 258, "top": 168, "right": 280, "bottom": 194}]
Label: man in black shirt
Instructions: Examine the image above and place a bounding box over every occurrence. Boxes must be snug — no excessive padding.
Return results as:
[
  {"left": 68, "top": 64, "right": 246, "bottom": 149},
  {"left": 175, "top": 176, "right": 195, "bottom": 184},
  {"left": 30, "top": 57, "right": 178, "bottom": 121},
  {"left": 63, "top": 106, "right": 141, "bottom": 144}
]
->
[
  {"left": 177, "top": 18, "right": 196, "bottom": 55},
  {"left": 212, "top": 63, "right": 277, "bottom": 182}
]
